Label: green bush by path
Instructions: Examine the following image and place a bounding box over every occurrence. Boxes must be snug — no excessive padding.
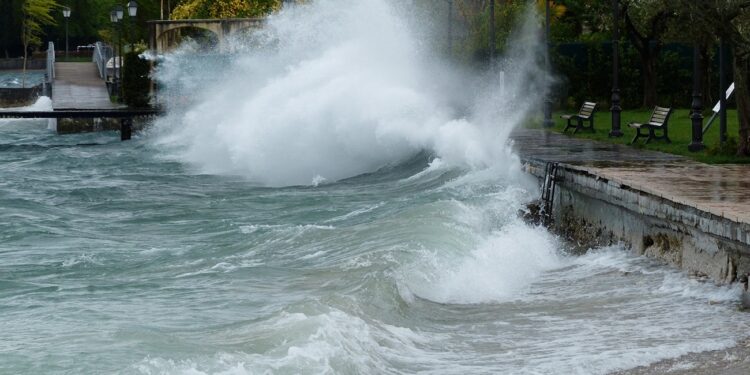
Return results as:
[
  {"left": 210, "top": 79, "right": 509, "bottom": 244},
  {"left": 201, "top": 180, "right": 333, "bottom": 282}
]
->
[
  {"left": 122, "top": 51, "right": 151, "bottom": 108},
  {"left": 539, "top": 109, "right": 750, "bottom": 164}
]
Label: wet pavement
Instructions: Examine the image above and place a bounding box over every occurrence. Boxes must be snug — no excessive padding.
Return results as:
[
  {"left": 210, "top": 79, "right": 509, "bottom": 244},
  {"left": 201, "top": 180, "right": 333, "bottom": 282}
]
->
[
  {"left": 510, "top": 129, "right": 750, "bottom": 225},
  {"left": 53, "top": 62, "right": 124, "bottom": 109}
]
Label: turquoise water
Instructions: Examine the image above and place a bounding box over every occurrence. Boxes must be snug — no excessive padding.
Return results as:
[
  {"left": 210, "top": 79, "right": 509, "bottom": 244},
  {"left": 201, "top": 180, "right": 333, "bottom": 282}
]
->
[
  {"left": 0, "top": 71, "right": 45, "bottom": 88},
  {"left": 2, "top": 1, "right": 749, "bottom": 373},
  {"left": 1, "top": 119, "right": 748, "bottom": 374}
]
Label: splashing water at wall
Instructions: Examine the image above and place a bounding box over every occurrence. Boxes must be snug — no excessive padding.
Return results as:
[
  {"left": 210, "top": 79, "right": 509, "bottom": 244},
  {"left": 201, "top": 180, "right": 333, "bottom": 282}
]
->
[
  {"left": 3, "top": 2, "right": 750, "bottom": 374},
  {"left": 152, "top": 0, "right": 547, "bottom": 186}
]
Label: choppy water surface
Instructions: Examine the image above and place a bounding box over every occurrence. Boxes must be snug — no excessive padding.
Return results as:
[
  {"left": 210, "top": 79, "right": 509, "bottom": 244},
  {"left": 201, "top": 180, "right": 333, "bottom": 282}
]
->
[
  {"left": 1, "top": 119, "right": 748, "bottom": 374},
  {"left": 2, "top": 1, "right": 749, "bottom": 373},
  {"left": 0, "top": 71, "right": 45, "bottom": 88}
]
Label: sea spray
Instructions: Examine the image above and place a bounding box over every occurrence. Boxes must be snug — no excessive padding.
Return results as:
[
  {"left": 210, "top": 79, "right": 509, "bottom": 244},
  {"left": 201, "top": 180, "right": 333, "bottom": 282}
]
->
[{"left": 151, "top": 0, "right": 547, "bottom": 186}]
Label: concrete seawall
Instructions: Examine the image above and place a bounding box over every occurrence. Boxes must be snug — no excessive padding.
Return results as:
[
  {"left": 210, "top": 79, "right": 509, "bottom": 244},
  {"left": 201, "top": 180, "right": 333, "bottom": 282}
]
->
[{"left": 512, "top": 129, "right": 750, "bottom": 292}]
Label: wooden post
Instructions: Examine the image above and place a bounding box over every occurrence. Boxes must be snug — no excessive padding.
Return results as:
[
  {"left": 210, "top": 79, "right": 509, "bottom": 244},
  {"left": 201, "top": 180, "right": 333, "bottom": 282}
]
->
[{"left": 120, "top": 118, "right": 132, "bottom": 141}]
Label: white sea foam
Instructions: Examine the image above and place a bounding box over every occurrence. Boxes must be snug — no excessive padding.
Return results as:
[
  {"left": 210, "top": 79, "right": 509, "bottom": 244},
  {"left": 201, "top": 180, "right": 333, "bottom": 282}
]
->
[
  {"left": 0, "top": 96, "right": 55, "bottom": 130},
  {"left": 152, "top": 0, "right": 546, "bottom": 186},
  {"left": 401, "top": 220, "right": 562, "bottom": 304}
]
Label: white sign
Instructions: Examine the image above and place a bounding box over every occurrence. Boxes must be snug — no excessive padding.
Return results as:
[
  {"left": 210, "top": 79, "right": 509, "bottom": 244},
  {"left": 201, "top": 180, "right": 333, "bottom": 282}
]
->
[{"left": 712, "top": 82, "right": 735, "bottom": 113}]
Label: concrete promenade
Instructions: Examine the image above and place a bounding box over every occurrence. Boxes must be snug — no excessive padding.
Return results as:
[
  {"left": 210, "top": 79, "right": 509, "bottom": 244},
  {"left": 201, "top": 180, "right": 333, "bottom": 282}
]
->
[
  {"left": 510, "top": 129, "right": 750, "bottom": 226},
  {"left": 52, "top": 62, "right": 123, "bottom": 109},
  {"left": 510, "top": 129, "right": 750, "bottom": 375}
]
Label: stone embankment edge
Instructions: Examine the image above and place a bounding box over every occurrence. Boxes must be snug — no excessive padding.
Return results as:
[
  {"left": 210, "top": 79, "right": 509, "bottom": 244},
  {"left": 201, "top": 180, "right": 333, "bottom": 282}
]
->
[{"left": 521, "top": 158, "right": 750, "bottom": 302}]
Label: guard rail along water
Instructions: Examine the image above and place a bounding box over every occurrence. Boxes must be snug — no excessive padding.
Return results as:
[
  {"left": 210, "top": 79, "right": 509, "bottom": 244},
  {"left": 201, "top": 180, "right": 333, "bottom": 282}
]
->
[
  {"left": 43, "top": 41, "right": 54, "bottom": 97},
  {"left": 93, "top": 41, "right": 113, "bottom": 81}
]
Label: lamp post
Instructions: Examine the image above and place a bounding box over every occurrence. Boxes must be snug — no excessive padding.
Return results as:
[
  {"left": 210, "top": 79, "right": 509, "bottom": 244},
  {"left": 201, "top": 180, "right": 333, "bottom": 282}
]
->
[
  {"left": 609, "top": 0, "right": 623, "bottom": 137},
  {"left": 62, "top": 6, "right": 71, "bottom": 60},
  {"left": 688, "top": 43, "right": 705, "bottom": 152},
  {"left": 114, "top": 5, "right": 124, "bottom": 100},
  {"left": 110, "top": 9, "right": 120, "bottom": 100},
  {"left": 128, "top": 1, "right": 138, "bottom": 51},
  {"left": 542, "top": 0, "right": 554, "bottom": 127}
]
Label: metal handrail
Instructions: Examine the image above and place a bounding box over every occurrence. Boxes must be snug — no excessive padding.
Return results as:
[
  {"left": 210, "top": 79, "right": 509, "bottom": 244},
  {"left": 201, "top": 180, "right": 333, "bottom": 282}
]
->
[
  {"left": 93, "top": 41, "right": 113, "bottom": 81},
  {"left": 44, "top": 41, "right": 55, "bottom": 97}
]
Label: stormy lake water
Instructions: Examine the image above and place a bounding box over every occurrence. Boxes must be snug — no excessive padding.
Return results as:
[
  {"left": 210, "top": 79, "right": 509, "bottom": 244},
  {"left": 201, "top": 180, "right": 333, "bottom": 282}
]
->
[{"left": 2, "top": 0, "right": 749, "bottom": 373}]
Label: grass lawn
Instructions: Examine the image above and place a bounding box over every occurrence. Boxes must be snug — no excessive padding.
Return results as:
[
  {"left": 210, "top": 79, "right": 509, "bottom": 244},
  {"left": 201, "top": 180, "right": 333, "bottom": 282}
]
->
[{"left": 536, "top": 108, "right": 750, "bottom": 164}]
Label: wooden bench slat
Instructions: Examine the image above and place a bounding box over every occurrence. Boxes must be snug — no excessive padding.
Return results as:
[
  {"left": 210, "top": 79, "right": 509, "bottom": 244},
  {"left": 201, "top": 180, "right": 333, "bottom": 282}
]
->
[
  {"left": 562, "top": 101, "right": 598, "bottom": 134},
  {"left": 630, "top": 106, "right": 672, "bottom": 144}
]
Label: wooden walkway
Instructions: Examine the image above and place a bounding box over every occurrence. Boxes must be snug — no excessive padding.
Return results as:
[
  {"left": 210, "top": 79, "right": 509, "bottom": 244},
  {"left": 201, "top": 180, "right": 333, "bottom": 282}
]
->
[{"left": 52, "top": 62, "right": 123, "bottom": 109}]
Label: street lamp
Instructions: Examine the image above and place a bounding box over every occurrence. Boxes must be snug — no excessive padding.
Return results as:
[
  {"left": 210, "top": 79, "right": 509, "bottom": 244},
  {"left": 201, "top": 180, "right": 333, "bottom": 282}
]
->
[
  {"left": 127, "top": 1, "right": 138, "bottom": 51},
  {"left": 128, "top": 1, "right": 138, "bottom": 17},
  {"left": 111, "top": 9, "right": 122, "bottom": 100},
  {"left": 542, "top": 0, "right": 554, "bottom": 127},
  {"left": 688, "top": 43, "right": 705, "bottom": 152},
  {"left": 609, "top": 0, "right": 623, "bottom": 137},
  {"left": 115, "top": 5, "right": 124, "bottom": 21},
  {"left": 62, "top": 6, "right": 71, "bottom": 60}
]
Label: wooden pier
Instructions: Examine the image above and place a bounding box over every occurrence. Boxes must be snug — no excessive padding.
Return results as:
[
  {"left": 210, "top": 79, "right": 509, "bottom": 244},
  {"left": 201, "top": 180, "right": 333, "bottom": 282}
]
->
[
  {"left": 52, "top": 62, "right": 122, "bottom": 110},
  {"left": 0, "top": 108, "right": 162, "bottom": 140},
  {"left": 1, "top": 60, "right": 161, "bottom": 140}
]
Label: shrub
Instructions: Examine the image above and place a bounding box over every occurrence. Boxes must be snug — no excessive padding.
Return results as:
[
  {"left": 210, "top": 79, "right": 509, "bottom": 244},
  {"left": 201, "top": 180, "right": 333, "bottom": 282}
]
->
[
  {"left": 122, "top": 51, "right": 151, "bottom": 108},
  {"left": 707, "top": 137, "right": 739, "bottom": 156}
]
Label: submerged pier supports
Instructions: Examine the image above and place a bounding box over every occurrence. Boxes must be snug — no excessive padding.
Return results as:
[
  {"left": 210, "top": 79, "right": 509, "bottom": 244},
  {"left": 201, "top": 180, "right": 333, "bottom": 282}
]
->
[
  {"left": 120, "top": 118, "right": 133, "bottom": 141},
  {"left": 0, "top": 109, "right": 161, "bottom": 141}
]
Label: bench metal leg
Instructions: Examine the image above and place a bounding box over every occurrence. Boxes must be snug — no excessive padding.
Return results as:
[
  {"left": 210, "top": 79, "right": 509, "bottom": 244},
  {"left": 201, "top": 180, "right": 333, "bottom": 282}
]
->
[
  {"left": 631, "top": 127, "right": 645, "bottom": 144},
  {"left": 573, "top": 118, "right": 583, "bottom": 134},
  {"left": 563, "top": 118, "right": 574, "bottom": 133},
  {"left": 630, "top": 131, "right": 640, "bottom": 144},
  {"left": 644, "top": 128, "right": 656, "bottom": 144}
]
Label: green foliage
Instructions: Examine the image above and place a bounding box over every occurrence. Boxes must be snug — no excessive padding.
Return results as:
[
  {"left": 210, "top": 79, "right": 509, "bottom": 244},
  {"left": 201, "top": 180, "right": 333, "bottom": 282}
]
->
[
  {"left": 540, "top": 108, "right": 750, "bottom": 164},
  {"left": 171, "top": 0, "right": 281, "bottom": 19},
  {"left": 459, "top": 2, "right": 526, "bottom": 62},
  {"left": 551, "top": 41, "right": 699, "bottom": 111},
  {"left": 122, "top": 51, "right": 151, "bottom": 108},
  {"left": 707, "top": 137, "right": 739, "bottom": 156},
  {"left": 22, "top": 0, "right": 58, "bottom": 50},
  {"left": 455, "top": 1, "right": 556, "bottom": 64},
  {"left": 551, "top": 0, "right": 611, "bottom": 42}
]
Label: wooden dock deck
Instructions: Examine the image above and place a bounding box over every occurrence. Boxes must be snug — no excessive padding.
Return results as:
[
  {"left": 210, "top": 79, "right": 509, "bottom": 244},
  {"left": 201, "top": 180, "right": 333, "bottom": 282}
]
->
[{"left": 52, "top": 62, "right": 123, "bottom": 109}]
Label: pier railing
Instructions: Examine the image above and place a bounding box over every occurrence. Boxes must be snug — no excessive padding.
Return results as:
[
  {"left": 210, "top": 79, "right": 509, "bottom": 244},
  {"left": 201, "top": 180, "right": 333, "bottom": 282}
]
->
[
  {"left": 43, "top": 41, "right": 55, "bottom": 97},
  {"left": 93, "top": 42, "right": 113, "bottom": 81}
]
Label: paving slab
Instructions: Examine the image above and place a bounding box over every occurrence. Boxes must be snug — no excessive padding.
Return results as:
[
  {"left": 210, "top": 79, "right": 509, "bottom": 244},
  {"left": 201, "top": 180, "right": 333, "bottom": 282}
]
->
[{"left": 510, "top": 129, "right": 750, "bottom": 226}]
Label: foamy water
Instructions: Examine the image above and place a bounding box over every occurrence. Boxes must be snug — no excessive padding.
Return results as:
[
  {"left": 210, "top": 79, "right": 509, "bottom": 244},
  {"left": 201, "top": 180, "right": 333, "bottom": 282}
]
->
[{"left": 1, "top": 1, "right": 748, "bottom": 374}]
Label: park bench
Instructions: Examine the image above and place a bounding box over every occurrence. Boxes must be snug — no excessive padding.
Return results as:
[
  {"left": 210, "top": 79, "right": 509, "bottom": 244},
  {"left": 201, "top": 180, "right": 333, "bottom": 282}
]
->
[
  {"left": 562, "top": 101, "right": 597, "bottom": 133},
  {"left": 628, "top": 106, "right": 673, "bottom": 144}
]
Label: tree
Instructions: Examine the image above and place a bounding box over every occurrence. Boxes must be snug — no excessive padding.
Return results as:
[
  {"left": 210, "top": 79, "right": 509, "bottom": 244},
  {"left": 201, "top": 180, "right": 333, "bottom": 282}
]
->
[
  {"left": 675, "top": 0, "right": 750, "bottom": 156},
  {"left": 171, "top": 0, "right": 281, "bottom": 19},
  {"left": 21, "top": 0, "right": 58, "bottom": 87},
  {"left": 550, "top": 0, "right": 610, "bottom": 42},
  {"left": 0, "top": 0, "right": 24, "bottom": 58},
  {"left": 454, "top": 0, "right": 565, "bottom": 63},
  {"left": 619, "top": 0, "right": 675, "bottom": 108}
]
